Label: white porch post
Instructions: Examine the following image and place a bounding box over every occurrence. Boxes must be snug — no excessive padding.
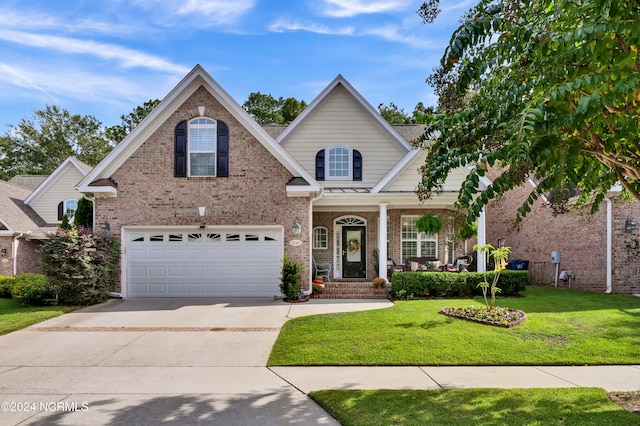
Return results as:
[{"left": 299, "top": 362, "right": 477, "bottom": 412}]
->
[
  {"left": 476, "top": 207, "right": 486, "bottom": 272},
  {"left": 378, "top": 203, "right": 389, "bottom": 279}
]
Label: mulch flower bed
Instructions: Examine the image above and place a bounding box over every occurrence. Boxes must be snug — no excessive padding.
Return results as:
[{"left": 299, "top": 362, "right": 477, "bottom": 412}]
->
[{"left": 440, "top": 306, "right": 527, "bottom": 328}]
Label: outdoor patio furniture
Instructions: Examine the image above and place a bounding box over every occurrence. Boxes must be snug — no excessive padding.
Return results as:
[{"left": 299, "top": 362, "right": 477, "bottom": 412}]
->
[{"left": 313, "top": 257, "right": 332, "bottom": 282}]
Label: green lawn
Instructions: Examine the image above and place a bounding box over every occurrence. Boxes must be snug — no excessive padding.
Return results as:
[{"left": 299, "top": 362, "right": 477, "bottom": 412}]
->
[
  {"left": 0, "top": 298, "right": 76, "bottom": 336},
  {"left": 268, "top": 286, "right": 640, "bottom": 366},
  {"left": 310, "top": 388, "right": 639, "bottom": 426}
]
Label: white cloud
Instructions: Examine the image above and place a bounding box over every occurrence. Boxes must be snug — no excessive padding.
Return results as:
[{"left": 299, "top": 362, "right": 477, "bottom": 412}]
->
[
  {"left": 268, "top": 19, "right": 354, "bottom": 35},
  {"left": 133, "top": 0, "right": 256, "bottom": 27},
  {"left": 0, "top": 29, "right": 189, "bottom": 75},
  {"left": 320, "top": 0, "right": 412, "bottom": 17}
]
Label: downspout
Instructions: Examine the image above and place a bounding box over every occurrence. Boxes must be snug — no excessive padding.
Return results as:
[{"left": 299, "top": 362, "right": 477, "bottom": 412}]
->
[
  {"left": 12, "top": 233, "right": 23, "bottom": 276},
  {"left": 604, "top": 197, "right": 613, "bottom": 294},
  {"left": 302, "top": 188, "right": 325, "bottom": 296}
]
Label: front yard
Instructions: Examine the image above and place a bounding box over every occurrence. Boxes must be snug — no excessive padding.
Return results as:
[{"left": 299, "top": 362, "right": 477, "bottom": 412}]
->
[
  {"left": 268, "top": 286, "right": 640, "bottom": 366},
  {"left": 0, "top": 298, "right": 76, "bottom": 336}
]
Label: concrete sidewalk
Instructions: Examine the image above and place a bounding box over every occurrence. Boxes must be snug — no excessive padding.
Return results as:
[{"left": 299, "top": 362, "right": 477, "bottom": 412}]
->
[{"left": 0, "top": 298, "right": 638, "bottom": 425}]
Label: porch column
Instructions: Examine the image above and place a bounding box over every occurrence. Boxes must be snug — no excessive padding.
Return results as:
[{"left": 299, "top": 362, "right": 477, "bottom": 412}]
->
[
  {"left": 378, "top": 203, "right": 389, "bottom": 279},
  {"left": 476, "top": 207, "right": 486, "bottom": 272}
]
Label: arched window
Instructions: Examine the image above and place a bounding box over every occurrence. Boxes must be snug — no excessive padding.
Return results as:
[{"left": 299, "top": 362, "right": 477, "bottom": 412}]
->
[
  {"left": 313, "top": 226, "right": 328, "bottom": 249},
  {"left": 315, "top": 147, "right": 362, "bottom": 181},
  {"left": 174, "top": 118, "right": 229, "bottom": 178},
  {"left": 58, "top": 199, "right": 78, "bottom": 221}
]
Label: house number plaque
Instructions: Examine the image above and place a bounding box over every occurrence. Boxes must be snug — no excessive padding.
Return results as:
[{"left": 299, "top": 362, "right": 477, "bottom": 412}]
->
[{"left": 289, "top": 239, "right": 302, "bottom": 247}]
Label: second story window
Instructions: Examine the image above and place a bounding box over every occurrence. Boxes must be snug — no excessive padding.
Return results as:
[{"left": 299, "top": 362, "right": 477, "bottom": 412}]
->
[
  {"left": 189, "top": 118, "right": 216, "bottom": 177},
  {"left": 327, "top": 146, "right": 351, "bottom": 179}
]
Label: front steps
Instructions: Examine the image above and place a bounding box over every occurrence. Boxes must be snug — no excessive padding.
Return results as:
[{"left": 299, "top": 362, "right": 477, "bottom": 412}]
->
[{"left": 312, "top": 280, "right": 390, "bottom": 299}]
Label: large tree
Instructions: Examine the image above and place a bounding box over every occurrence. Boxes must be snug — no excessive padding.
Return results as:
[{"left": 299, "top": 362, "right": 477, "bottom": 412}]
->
[
  {"left": 242, "top": 92, "right": 307, "bottom": 125},
  {"left": 417, "top": 0, "right": 640, "bottom": 223},
  {"left": 105, "top": 99, "right": 160, "bottom": 144},
  {"left": 0, "top": 105, "right": 111, "bottom": 180}
]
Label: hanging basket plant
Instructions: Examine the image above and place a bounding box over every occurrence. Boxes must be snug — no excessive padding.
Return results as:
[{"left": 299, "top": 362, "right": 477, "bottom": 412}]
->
[{"left": 416, "top": 213, "right": 442, "bottom": 235}]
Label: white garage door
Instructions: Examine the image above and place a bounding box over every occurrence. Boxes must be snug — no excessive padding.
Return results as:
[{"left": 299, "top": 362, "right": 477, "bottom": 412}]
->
[{"left": 125, "top": 228, "right": 283, "bottom": 297}]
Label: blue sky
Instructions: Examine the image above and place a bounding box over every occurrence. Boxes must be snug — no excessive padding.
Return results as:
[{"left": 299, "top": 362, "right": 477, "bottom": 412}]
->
[{"left": 0, "top": 0, "right": 473, "bottom": 130}]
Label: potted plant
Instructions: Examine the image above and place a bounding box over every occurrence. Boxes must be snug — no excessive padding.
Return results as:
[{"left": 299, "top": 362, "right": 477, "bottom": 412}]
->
[
  {"left": 416, "top": 213, "right": 442, "bottom": 235},
  {"left": 372, "top": 277, "right": 387, "bottom": 288}
]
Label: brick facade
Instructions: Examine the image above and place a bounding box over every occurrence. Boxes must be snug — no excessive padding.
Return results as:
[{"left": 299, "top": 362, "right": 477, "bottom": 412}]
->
[
  {"left": 485, "top": 172, "right": 640, "bottom": 294},
  {"left": 0, "top": 237, "right": 43, "bottom": 276},
  {"left": 0, "top": 236, "right": 12, "bottom": 276},
  {"left": 95, "top": 86, "right": 311, "bottom": 285}
]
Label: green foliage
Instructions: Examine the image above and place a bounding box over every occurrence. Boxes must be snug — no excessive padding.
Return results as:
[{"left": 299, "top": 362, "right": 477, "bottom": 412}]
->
[
  {"left": 378, "top": 102, "right": 412, "bottom": 124},
  {"left": 390, "top": 270, "right": 526, "bottom": 299},
  {"left": 0, "top": 275, "right": 14, "bottom": 298},
  {"left": 40, "top": 229, "right": 120, "bottom": 305},
  {"left": 243, "top": 92, "right": 307, "bottom": 125},
  {"left": 418, "top": 0, "right": 640, "bottom": 224},
  {"left": 280, "top": 255, "right": 301, "bottom": 300},
  {"left": 474, "top": 244, "right": 512, "bottom": 309},
  {"left": 10, "top": 274, "right": 53, "bottom": 306},
  {"left": 0, "top": 105, "right": 111, "bottom": 180},
  {"left": 73, "top": 197, "right": 93, "bottom": 229},
  {"left": 104, "top": 99, "right": 160, "bottom": 144},
  {"left": 60, "top": 214, "right": 71, "bottom": 230},
  {"left": 415, "top": 213, "right": 442, "bottom": 235}
]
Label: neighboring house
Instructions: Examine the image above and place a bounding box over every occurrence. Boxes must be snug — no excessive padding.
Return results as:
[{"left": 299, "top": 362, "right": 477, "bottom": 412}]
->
[
  {"left": 0, "top": 157, "right": 91, "bottom": 276},
  {"left": 485, "top": 171, "right": 640, "bottom": 295},
  {"left": 77, "top": 65, "right": 489, "bottom": 298}
]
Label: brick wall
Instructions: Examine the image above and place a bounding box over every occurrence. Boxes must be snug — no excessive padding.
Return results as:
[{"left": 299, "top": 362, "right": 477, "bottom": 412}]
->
[
  {"left": 485, "top": 171, "right": 640, "bottom": 294},
  {"left": 0, "top": 236, "right": 12, "bottom": 276},
  {"left": 0, "top": 237, "right": 43, "bottom": 276},
  {"left": 95, "top": 86, "right": 310, "bottom": 284}
]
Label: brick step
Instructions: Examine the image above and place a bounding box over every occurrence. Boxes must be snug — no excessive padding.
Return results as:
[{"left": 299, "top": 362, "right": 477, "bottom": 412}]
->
[{"left": 312, "top": 282, "right": 389, "bottom": 299}]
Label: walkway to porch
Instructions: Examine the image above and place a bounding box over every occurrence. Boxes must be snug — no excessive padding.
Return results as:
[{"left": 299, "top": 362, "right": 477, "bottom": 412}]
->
[{"left": 312, "top": 279, "right": 390, "bottom": 299}]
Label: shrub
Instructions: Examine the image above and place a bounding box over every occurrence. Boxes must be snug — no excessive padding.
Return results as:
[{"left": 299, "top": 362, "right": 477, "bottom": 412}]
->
[
  {"left": 10, "top": 274, "right": 54, "bottom": 306},
  {"left": 280, "top": 255, "right": 301, "bottom": 300},
  {"left": 40, "top": 229, "right": 120, "bottom": 305},
  {"left": 0, "top": 275, "right": 14, "bottom": 298},
  {"left": 390, "top": 271, "right": 527, "bottom": 299}
]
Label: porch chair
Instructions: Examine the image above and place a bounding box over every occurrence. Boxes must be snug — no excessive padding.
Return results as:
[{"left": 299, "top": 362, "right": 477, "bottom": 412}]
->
[{"left": 313, "top": 257, "right": 332, "bottom": 282}]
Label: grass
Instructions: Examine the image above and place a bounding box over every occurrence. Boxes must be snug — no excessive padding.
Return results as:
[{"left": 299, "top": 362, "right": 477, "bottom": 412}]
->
[
  {"left": 310, "top": 388, "right": 640, "bottom": 426},
  {"left": 268, "top": 286, "right": 640, "bottom": 366},
  {"left": 0, "top": 298, "right": 76, "bottom": 336}
]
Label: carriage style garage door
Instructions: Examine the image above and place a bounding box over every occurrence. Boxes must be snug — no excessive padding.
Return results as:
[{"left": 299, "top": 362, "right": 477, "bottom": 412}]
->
[{"left": 124, "top": 228, "right": 283, "bottom": 297}]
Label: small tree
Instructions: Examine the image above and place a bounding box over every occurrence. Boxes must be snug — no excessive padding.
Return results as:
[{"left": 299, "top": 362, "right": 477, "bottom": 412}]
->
[
  {"left": 73, "top": 197, "right": 93, "bottom": 229},
  {"left": 60, "top": 214, "right": 71, "bottom": 230},
  {"left": 280, "top": 255, "right": 301, "bottom": 300},
  {"left": 474, "top": 244, "right": 511, "bottom": 309}
]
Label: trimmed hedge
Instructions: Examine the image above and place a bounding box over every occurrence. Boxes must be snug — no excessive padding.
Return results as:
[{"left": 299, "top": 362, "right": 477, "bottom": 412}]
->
[
  {"left": 10, "top": 274, "right": 54, "bottom": 306},
  {"left": 0, "top": 275, "right": 14, "bottom": 298},
  {"left": 390, "top": 270, "right": 528, "bottom": 300}
]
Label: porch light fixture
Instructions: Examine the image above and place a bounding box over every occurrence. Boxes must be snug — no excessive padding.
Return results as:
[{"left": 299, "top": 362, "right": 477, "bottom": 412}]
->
[
  {"left": 1, "top": 248, "right": 6, "bottom": 257},
  {"left": 198, "top": 206, "right": 206, "bottom": 217},
  {"left": 292, "top": 219, "right": 302, "bottom": 235},
  {"left": 625, "top": 217, "right": 637, "bottom": 233},
  {"left": 101, "top": 217, "right": 111, "bottom": 235}
]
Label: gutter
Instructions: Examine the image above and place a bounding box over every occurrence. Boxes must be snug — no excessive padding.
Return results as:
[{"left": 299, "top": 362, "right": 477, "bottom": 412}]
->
[
  {"left": 604, "top": 198, "right": 613, "bottom": 294},
  {"left": 301, "top": 188, "right": 325, "bottom": 297},
  {"left": 12, "top": 233, "right": 23, "bottom": 275}
]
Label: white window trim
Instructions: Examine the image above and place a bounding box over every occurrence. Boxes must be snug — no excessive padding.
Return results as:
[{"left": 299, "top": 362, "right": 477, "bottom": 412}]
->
[
  {"left": 188, "top": 117, "right": 217, "bottom": 177},
  {"left": 313, "top": 226, "right": 328, "bottom": 249},
  {"left": 64, "top": 198, "right": 78, "bottom": 221},
  {"left": 325, "top": 145, "right": 352, "bottom": 180},
  {"left": 400, "top": 215, "right": 438, "bottom": 262}
]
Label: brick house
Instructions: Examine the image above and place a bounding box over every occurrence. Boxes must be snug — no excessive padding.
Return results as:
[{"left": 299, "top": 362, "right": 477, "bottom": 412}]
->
[
  {"left": 485, "top": 171, "right": 640, "bottom": 295},
  {"left": 0, "top": 157, "right": 91, "bottom": 276},
  {"left": 77, "top": 65, "right": 490, "bottom": 298}
]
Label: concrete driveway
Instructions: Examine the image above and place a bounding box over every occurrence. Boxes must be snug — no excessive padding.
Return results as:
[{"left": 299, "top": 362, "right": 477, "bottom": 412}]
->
[{"left": 0, "top": 297, "right": 392, "bottom": 425}]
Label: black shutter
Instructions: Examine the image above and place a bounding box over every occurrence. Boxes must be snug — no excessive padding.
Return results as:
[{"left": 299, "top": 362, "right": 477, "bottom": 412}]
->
[
  {"left": 57, "top": 201, "right": 64, "bottom": 221},
  {"left": 353, "top": 149, "right": 362, "bottom": 181},
  {"left": 174, "top": 120, "right": 187, "bottom": 177},
  {"left": 315, "top": 149, "right": 325, "bottom": 180},
  {"left": 217, "top": 120, "right": 229, "bottom": 177}
]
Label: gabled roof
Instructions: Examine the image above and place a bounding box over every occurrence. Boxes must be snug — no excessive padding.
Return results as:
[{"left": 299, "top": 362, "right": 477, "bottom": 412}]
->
[
  {"left": 77, "top": 65, "right": 319, "bottom": 195},
  {"left": 275, "top": 74, "right": 414, "bottom": 153},
  {"left": 24, "top": 157, "right": 91, "bottom": 206},
  {"left": 0, "top": 181, "right": 46, "bottom": 235}
]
